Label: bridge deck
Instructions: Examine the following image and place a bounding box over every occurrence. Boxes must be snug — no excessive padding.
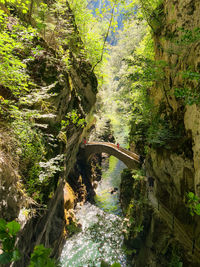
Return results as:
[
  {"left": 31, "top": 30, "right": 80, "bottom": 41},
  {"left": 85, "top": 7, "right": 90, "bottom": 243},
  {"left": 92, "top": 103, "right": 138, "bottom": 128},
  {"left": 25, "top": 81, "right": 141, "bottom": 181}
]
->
[{"left": 84, "top": 142, "right": 141, "bottom": 169}]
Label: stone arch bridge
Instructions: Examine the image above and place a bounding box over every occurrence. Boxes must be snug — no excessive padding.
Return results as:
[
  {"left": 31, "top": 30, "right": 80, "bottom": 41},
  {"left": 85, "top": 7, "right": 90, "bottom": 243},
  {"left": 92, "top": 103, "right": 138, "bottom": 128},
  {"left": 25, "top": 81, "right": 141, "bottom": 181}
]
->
[{"left": 82, "top": 142, "right": 141, "bottom": 169}]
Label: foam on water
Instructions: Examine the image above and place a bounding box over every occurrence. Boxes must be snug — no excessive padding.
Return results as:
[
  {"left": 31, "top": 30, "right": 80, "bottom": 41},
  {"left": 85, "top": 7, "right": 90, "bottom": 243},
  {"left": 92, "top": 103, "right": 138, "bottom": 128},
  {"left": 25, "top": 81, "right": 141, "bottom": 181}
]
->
[{"left": 60, "top": 157, "right": 130, "bottom": 267}]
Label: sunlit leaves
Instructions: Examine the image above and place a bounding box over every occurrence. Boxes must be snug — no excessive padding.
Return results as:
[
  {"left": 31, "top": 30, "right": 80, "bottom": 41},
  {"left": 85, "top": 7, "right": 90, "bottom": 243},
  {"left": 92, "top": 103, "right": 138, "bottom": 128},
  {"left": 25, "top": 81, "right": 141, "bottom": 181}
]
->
[
  {"left": 0, "top": 31, "right": 29, "bottom": 95},
  {"left": 39, "top": 154, "right": 64, "bottom": 182},
  {"left": 122, "top": 0, "right": 163, "bottom": 29},
  {"left": 68, "top": 0, "right": 124, "bottom": 78},
  {"left": 187, "top": 192, "right": 200, "bottom": 216},
  {"left": 0, "top": 219, "right": 21, "bottom": 264},
  {"left": 68, "top": 0, "right": 106, "bottom": 67},
  {"left": 0, "top": 220, "right": 57, "bottom": 265},
  {"left": 0, "top": 19, "right": 37, "bottom": 96},
  {"left": 6, "top": 221, "right": 21, "bottom": 236},
  {"left": 33, "top": 3, "right": 48, "bottom": 33},
  {"left": 0, "top": 0, "right": 30, "bottom": 13},
  {"left": 28, "top": 244, "right": 56, "bottom": 267}
]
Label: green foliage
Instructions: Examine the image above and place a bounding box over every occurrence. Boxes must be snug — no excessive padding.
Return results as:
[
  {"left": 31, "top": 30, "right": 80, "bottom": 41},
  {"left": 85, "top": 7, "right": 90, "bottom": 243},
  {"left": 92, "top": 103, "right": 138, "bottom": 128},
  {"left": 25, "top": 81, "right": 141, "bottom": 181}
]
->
[
  {"left": 174, "top": 27, "right": 200, "bottom": 45},
  {"left": 100, "top": 261, "right": 110, "bottom": 267},
  {"left": 131, "top": 169, "right": 145, "bottom": 180},
  {"left": 168, "top": 255, "right": 183, "bottom": 267},
  {"left": 65, "top": 220, "right": 81, "bottom": 237},
  {"left": 6, "top": 221, "right": 21, "bottom": 235},
  {"left": 181, "top": 69, "right": 200, "bottom": 81},
  {"left": 174, "top": 87, "right": 200, "bottom": 106},
  {"left": 174, "top": 67, "right": 200, "bottom": 105},
  {"left": 0, "top": 0, "right": 30, "bottom": 14},
  {"left": 186, "top": 192, "right": 200, "bottom": 216},
  {"left": 140, "top": 0, "right": 163, "bottom": 9},
  {"left": 39, "top": 154, "right": 64, "bottom": 183},
  {"left": 126, "top": 57, "right": 167, "bottom": 83},
  {"left": 68, "top": 0, "right": 124, "bottom": 80},
  {"left": 168, "top": 245, "right": 183, "bottom": 267},
  {"left": 34, "top": 3, "right": 48, "bottom": 33},
  {"left": 28, "top": 244, "right": 57, "bottom": 267},
  {"left": 120, "top": 169, "right": 148, "bottom": 249},
  {"left": 126, "top": 0, "right": 164, "bottom": 31},
  {"left": 122, "top": 245, "right": 136, "bottom": 256},
  {"left": 146, "top": 116, "right": 178, "bottom": 148},
  {"left": 95, "top": 19, "right": 148, "bottom": 146},
  {"left": 122, "top": 24, "right": 180, "bottom": 151},
  {"left": 123, "top": 197, "right": 146, "bottom": 239},
  {"left": 0, "top": 219, "right": 21, "bottom": 264},
  {"left": 0, "top": 8, "right": 40, "bottom": 97},
  {"left": 110, "top": 263, "right": 121, "bottom": 267},
  {"left": 0, "top": 30, "right": 29, "bottom": 95},
  {"left": 0, "top": 219, "right": 59, "bottom": 266},
  {"left": 126, "top": 28, "right": 159, "bottom": 152},
  {"left": 134, "top": 224, "right": 144, "bottom": 233},
  {"left": 12, "top": 118, "right": 45, "bottom": 163},
  {"left": 11, "top": 115, "right": 49, "bottom": 201},
  {"left": 100, "top": 261, "right": 121, "bottom": 267},
  {"left": 68, "top": 0, "right": 105, "bottom": 66},
  {"left": 140, "top": 0, "right": 164, "bottom": 32},
  {"left": 12, "top": 119, "right": 64, "bottom": 202},
  {"left": 111, "top": 0, "right": 166, "bottom": 151},
  {"left": 66, "top": 109, "right": 86, "bottom": 128}
]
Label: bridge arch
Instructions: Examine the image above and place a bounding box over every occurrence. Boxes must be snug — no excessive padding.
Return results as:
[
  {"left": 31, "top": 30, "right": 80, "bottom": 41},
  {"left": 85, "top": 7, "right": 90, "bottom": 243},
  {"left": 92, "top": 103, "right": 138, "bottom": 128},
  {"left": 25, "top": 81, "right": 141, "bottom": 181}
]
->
[{"left": 82, "top": 142, "right": 141, "bottom": 169}]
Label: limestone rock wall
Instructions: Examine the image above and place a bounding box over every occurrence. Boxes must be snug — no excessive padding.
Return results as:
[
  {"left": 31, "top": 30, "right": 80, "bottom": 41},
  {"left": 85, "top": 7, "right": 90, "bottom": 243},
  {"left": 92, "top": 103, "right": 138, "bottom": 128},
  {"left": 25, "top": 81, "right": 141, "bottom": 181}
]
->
[
  {"left": 0, "top": 1, "right": 97, "bottom": 266},
  {"left": 13, "top": 54, "right": 96, "bottom": 266},
  {"left": 145, "top": 0, "right": 197, "bottom": 199},
  {"left": 151, "top": 0, "right": 200, "bottom": 188},
  {"left": 0, "top": 129, "right": 26, "bottom": 221},
  {"left": 127, "top": 0, "right": 200, "bottom": 265},
  {"left": 149, "top": 0, "right": 200, "bottom": 206}
]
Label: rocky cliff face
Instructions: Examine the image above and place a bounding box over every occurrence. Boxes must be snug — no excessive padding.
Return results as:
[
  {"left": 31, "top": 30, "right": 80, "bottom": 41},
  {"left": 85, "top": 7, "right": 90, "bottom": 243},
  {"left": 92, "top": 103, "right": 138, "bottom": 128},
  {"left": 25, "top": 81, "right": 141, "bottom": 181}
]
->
[
  {"left": 122, "top": 0, "right": 200, "bottom": 266},
  {"left": 149, "top": 0, "right": 200, "bottom": 243},
  {"left": 149, "top": 0, "right": 200, "bottom": 193},
  {"left": 145, "top": 0, "right": 200, "bottom": 264},
  {"left": 0, "top": 2, "right": 97, "bottom": 266}
]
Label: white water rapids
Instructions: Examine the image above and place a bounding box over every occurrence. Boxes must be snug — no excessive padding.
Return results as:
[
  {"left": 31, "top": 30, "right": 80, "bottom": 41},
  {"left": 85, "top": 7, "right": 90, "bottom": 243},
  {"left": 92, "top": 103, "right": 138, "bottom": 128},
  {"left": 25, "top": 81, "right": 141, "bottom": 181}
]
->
[{"left": 60, "top": 157, "right": 131, "bottom": 267}]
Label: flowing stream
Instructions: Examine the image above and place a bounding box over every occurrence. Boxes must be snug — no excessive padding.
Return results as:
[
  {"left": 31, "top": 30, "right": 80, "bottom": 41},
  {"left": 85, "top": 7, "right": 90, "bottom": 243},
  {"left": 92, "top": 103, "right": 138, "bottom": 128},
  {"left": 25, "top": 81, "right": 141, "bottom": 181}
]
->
[{"left": 60, "top": 156, "right": 130, "bottom": 267}]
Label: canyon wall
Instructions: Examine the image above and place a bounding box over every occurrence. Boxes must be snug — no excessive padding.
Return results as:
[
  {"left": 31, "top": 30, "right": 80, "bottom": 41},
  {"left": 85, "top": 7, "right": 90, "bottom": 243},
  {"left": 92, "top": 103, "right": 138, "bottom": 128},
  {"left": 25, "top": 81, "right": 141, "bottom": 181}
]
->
[
  {"left": 122, "top": 0, "right": 200, "bottom": 266},
  {"left": 0, "top": 2, "right": 97, "bottom": 266},
  {"left": 148, "top": 0, "right": 200, "bottom": 247}
]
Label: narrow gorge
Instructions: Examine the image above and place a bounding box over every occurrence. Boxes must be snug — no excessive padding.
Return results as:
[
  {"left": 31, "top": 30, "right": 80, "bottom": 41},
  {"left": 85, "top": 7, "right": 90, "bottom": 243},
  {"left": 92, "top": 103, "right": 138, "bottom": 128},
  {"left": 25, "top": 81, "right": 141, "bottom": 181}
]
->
[{"left": 0, "top": 0, "right": 200, "bottom": 267}]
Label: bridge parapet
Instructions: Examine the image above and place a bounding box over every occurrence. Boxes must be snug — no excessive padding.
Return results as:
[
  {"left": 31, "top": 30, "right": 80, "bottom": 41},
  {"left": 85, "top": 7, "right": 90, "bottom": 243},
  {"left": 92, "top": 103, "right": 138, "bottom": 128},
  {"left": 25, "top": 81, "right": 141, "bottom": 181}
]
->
[{"left": 82, "top": 142, "right": 141, "bottom": 169}]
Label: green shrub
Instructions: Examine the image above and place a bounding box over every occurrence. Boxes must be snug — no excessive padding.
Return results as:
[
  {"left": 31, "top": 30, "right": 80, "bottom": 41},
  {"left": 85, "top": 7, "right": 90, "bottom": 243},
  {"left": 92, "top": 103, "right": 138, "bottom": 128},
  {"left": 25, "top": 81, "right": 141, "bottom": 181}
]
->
[
  {"left": 0, "top": 219, "right": 21, "bottom": 264},
  {"left": 11, "top": 117, "right": 48, "bottom": 201},
  {"left": 28, "top": 244, "right": 57, "bottom": 267},
  {"left": 66, "top": 109, "right": 86, "bottom": 128},
  {"left": 186, "top": 192, "right": 200, "bottom": 216},
  {"left": 0, "top": 219, "right": 59, "bottom": 266},
  {"left": 168, "top": 245, "right": 183, "bottom": 267},
  {"left": 146, "top": 117, "right": 177, "bottom": 148},
  {"left": 174, "top": 87, "right": 200, "bottom": 106}
]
